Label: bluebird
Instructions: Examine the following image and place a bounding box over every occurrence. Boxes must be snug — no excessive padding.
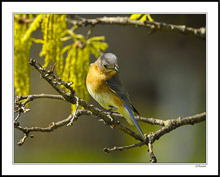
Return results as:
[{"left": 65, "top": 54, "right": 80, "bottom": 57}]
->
[{"left": 86, "top": 53, "right": 145, "bottom": 140}]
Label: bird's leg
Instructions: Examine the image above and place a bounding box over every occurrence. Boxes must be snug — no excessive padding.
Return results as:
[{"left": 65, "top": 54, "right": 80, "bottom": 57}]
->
[
  {"left": 105, "top": 106, "right": 119, "bottom": 128},
  {"left": 106, "top": 105, "right": 117, "bottom": 112},
  {"left": 98, "top": 112, "right": 114, "bottom": 126},
  {"left": 97, "top": 106, "right": 114, "bottom": 124},
  {"left": 98, "top": 106, "right": 119, "bottom": 127},
  {"left": 105, "top": 105, "right": 118, "bottom": 118}
]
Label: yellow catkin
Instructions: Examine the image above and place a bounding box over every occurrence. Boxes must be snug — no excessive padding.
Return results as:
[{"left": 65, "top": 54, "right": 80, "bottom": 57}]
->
[
  {"left": 40, "top": 14, "right": 67, "bottom": 77},
  {"left": 62, "top": 45, "right": 74, "bottom": 82},
  {"left": 70, "top": 36, "right": 108, "bottom": 113},
  {"left": 55, "top": 14, "right": 66, "bottom": 76},
  {"left": 23, "top": 14, "right": 43, "bottom": 42},
  {"left": 61, "top": 41, "right": 90, "bottom": 113},
  {"left": 14, "top": 14, "right": 33, "bottom": 97},
  {"left": 129, "top": 14, "right": 154, "bottom": 22},
  {"left": 14, "top": 14, "right": 108, "bottom": 112},
  {"left": 70, "top": 46, "right": 90, "bottom": 112}
]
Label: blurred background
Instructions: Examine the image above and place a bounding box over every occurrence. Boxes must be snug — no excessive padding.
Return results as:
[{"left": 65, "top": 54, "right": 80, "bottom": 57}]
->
[{"left": 14, "top": 14, "right": 206, "bottom": 163}]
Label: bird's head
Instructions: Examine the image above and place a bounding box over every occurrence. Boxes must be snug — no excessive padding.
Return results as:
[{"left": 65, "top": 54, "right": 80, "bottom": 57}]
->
[{"left": 96, "top": 53, "right": 119, "bottom": 73}]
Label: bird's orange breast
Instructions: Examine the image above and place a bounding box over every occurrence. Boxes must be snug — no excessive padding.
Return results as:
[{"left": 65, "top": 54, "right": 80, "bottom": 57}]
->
[
  {"left": 86, "top": 63, "right": 124, "bottom": 109},
  {"left": 86, "top": 63, "right": 108, "bottom": 92}
]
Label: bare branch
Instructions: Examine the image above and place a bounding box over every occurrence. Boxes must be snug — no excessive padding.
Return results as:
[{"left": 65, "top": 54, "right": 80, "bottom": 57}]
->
[
  {"left": 14, "top": 60, "right": 206, "bottom": 163},
  {"left": 14, "top": 111, "right": 21, "bottom": 122},
  {"left": 17, "top": 133, "right": 28, "bottom": 146},
  {"left": 151, "top": 112, "right": 206, "bottom": 143},
  {"left": 67, "top": 96, "right": 80, "bottom": 126},
  {"left": 147, "top": 140, "right": 157, "bottom": 163},
  {"left": 103, "top": 112, "right": 206, "bottom": 162},
  {"left": 14, "top": 109, "right": 91, "bottom": 135},
  {"left": 86, "top": 25, "right": 94, "bottom": 40},
  {"left": 66, "top": 16, "right": 206, "bottom": 40},
  {"left": 103, "top": 141, "right": 146, "bottom": 153},
  {"left": 15, "top": 94, "right": 65, "bottom": 107},
  {"left": 110, "top": 113, "right": 165, "bottom": 126},
  {"left": 29, "top": 59, "right": 75, "bottom": 101},
  {"left": 14, "top": 94, "right": 65, "bottom": 122},
  {"left": 15, "top": 15, "right": 206, "bottom": 39}
]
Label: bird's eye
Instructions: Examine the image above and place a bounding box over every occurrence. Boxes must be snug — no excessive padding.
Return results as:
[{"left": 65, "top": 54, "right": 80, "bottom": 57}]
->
[{"left": 103, "top": 65, "right": 108, "bottom": 69}]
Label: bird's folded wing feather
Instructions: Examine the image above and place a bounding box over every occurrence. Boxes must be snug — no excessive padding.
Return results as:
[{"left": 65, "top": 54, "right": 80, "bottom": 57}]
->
[{"left": 106, "top": 74, "right": 139, "bottom": 115}]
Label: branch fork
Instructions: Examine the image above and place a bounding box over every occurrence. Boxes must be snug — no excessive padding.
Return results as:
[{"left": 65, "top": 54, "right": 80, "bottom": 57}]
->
[{"left": 14, "top": 59, "right": 206, "bottom": 162}]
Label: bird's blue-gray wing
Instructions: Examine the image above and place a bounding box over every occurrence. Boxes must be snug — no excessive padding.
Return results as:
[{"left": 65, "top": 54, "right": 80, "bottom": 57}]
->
[
  {"left": 106, "top": 74, "right": 144, "bottom": 139},
  {"left": 106, "top": 74, "right": 139, "bottom": 115}
]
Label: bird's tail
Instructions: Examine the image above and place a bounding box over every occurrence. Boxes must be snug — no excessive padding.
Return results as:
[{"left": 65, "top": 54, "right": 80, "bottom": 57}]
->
[{"left": 124, "top": 104, "right": 145, "bottom": 140}]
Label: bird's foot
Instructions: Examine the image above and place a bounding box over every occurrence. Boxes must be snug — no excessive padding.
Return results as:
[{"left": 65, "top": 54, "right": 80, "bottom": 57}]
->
[
  {"left": 98, "top": 116, "right": 115, "bottom": 128},
  {"left": 105, "top": 105, "right": 117, "bottom": 113}
]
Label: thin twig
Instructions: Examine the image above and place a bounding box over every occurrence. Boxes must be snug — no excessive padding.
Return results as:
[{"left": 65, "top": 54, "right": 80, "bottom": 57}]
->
[
  {"left": 14, "top": 111, "right": 21, "bottom": 122},
  {"left": 86, "top": 25, "right": 94, "bottom": 40},
  {"left": 103, "top": 141, "right": 146, "bottom": 153},
  {"left": 14, "top": 94, "right": 65, "bottom": 122},
  {"left": 110, "top": 113, "right": 165, "bottom": 126},
  {"left": 17, "top": 133, "right": 28, "bottom": 146},
  {"left": 16, "top": 94, "right": 65, "bottom": 107},
  {"left": 67, "top": 96, "right": 80, "bottom": 126},
  {"left": 148, "top": 141, "right": 157, "bottom": 163},
  {"left": 29, "top": 59, "right": 75, "bottom": 101},
  {"left": 147, "top": 132, "right": 157, "bottom": 163},
  {"left": 14, "top": 110, "right": 91, "bottom": 135}
]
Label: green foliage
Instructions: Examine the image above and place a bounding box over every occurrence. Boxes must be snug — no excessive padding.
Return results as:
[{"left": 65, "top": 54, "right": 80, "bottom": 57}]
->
[
  {"left": 14, "top": 14, "right": 108, "bottom": 112},
  {"left": 129, "top": 14, "right": 154, "bottom": 22}
]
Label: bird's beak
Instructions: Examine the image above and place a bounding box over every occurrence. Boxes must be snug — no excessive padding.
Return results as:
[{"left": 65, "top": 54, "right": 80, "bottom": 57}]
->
[{"left": 114, "top": 66, "right": 119, "bottom": 72}]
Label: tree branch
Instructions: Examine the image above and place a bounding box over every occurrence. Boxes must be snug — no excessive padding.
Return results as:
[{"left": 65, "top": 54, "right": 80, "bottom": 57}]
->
[
  {"left": 14, "top": 109, "right": 91, "bottom": 135},
  {"left": 15, "top": 15, "right": 206, "bottom": 40},
  {"left": 151, "top": 112, "right": 206, "bottom": 143},
  {"left": 15, "top": 94, "right": 65, "bottom": 105},
  {"left": 147, "top": 136, "right": 157, "bottom": 163},
  {"left": 66, "top": 16, "right": 206, "bottom": 40},
  {"left": 101, "top": 112, "right": 205, "bottom": 162},
  {"left": 103, "top": 141, "right": 146, "bottom": 153},
  {"left": 14, "top": 59, "right": 206, "bottom": 162},
  {"left": 14, "top": 94, "right": 65, "bottom": 121},
  {"left": 111, "top": 113, "right": 166, "bottom": 126}
]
